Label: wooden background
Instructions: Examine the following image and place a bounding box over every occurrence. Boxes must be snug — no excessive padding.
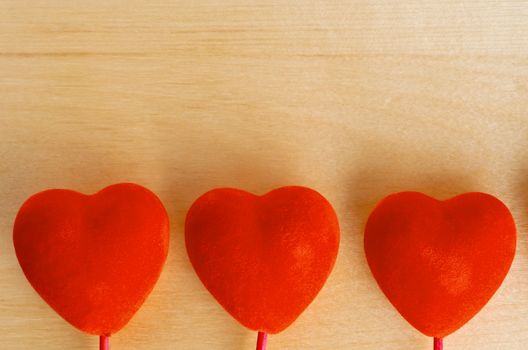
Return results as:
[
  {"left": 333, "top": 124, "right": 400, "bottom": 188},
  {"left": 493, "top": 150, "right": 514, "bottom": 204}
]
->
[{"left": 1, "top": 1, "right": 528, "bottom": 349}]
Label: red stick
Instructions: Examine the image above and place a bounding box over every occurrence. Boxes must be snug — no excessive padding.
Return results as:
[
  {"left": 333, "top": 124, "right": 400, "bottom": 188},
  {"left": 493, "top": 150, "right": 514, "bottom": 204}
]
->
[
  {"left": 100, "top": 335, "right": 110, "bottom": 350},
  {"left": 256, "top": 331, "right": 267, "bottom": 350},
  {"left": 434, "top": 337, "right": 443, "bottom": 350}
]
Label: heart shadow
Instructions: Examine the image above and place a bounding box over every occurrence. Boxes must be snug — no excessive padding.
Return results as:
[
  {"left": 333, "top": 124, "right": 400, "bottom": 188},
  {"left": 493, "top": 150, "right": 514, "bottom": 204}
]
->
[
  {"left": 153, "top": 131, "right": 304, "bottom": 350},
  {"left": 343, "top": 150, "right": 480, "bottom": 349}
]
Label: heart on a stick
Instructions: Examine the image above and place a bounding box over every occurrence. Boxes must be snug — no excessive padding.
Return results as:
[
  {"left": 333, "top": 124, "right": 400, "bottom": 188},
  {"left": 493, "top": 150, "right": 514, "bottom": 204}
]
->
[
  {"left": 185, "top": 186, "right": 340, "bottom": 333},
  {"left": 13, "top": 183, "right": 169, "bottom": 336},
  {"left": 364, "top": 191, "right": 516, "bottom": 338}
]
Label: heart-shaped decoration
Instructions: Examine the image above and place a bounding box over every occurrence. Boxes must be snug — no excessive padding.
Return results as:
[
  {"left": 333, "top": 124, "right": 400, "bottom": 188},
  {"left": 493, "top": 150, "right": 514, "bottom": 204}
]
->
[
  {"left": 13, "top": 183, "right": 169, "bottom": 336},
  {"left": 364, "top": 191, "right": 516, "bottom": 338},
  {"left": 185, "top": 186, "right": 340, "bottom": 333}
]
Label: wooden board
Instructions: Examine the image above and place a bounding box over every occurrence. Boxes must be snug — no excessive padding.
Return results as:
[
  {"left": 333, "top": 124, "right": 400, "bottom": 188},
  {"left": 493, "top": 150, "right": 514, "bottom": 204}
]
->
[{"left": 1, "top": 1, "right": 527, "bottom": 349}]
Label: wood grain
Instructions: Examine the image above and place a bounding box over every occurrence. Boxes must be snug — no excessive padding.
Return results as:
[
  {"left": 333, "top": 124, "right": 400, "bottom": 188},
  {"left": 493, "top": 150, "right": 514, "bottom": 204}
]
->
[{"left": 1, "top": 1, "right": 527, "bottom": 349}]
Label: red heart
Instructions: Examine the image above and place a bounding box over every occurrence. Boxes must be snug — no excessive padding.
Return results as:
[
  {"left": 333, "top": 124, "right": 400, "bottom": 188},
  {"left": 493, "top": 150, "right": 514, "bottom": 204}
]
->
[
  {"left": 13, "top": 183, "right": 169, "bottom": 336},
  {"left": 364, "top": 192, "right": 516, "bottom": 337},
  {"left": 185, "top": 186, "right": 340, "bottom": 333}
]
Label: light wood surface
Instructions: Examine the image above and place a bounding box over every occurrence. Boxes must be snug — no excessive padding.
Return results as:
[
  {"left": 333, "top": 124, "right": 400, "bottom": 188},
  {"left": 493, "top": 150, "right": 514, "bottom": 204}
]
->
[{"left": 1, "top": 1, "right": 528, "bottom": 349}]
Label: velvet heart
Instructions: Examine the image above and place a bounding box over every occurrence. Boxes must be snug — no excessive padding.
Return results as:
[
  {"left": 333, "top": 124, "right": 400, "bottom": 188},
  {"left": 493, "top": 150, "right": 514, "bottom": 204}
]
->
[
  {"left": 13, "top": 183, "right": 169, "bottom": 336},
  {"left": 364, "top": 191, "right": 516, "bottom": 338},
  {"left": 185, "top": 186, "right": 340, "bottom": 333}
]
